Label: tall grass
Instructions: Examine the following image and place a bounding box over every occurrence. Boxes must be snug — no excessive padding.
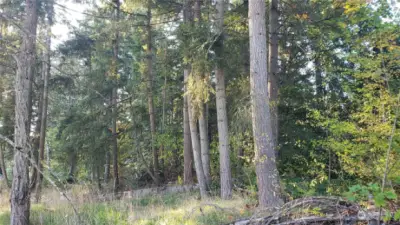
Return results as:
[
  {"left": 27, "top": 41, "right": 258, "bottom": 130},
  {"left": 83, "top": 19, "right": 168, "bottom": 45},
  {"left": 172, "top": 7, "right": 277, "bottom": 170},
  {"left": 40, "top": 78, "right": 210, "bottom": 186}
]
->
[{"left": 0, "top": 186, "right": 255, "bottom": 225}]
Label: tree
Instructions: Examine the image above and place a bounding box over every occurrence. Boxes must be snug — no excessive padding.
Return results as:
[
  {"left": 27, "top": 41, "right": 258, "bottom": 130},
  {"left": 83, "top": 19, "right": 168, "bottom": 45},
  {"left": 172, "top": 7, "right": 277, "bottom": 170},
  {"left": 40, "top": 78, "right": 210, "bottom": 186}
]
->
[
  {"left": 215, "top": 0, "right": 232, "bottom": 199},
  {"left": 269, "top": 0, "right": 279, "bottom": 146},
  {"left": 183, "top": 0, "right": 194, "bottom": 185},
  {"left": 111, "top": 0, "right": 121, "bottom": 194},
  {"left": 248, "top": 0, "right": 282, "bottom": 208},
  {"left": 11, "top": 0, "right": 38, "bottom": 223},
  {"left": 187, "top": 0, "right": 209, "bottom": 199},
  {"left": 34, "top": 0, "right": 54, "bottom": 202},
  {"left": 145, "top": 0, "right": 160, "bottom": 185}
]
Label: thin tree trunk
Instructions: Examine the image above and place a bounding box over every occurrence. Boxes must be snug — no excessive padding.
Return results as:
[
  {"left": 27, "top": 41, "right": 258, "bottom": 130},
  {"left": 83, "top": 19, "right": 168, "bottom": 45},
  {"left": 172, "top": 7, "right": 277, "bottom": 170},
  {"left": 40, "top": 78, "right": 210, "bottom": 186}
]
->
[
  {"left": 160, "top": 72, "right": 167, "bottom": 170},
  {"left": 0, "top": 143, "right": 9, "bottom": 187},
  {"left": 29, "top": 57, "right": 43, "bottom": 191},
  {"left": 45, "top": 141, "right": 50, "bottom": 170},
  {"left": 194, "top": 0, "right": 201, "bottom": 21},
  {"left": 215, "top": 0, "right": 232, "bottom": 200},
  {"left": 188, "top": 0, "right": 208, "bottom": 199},
  {"left": 269, "top": 0, "right": 279, "bottom": 148},
  {"left": 68, "top": 152, "right": 77, "bottom": 183},
  {"left": 183, "top": 0, "right": 194, "bottom": 185},
  {"left": 315, "top": 57, "right": 323, "bottom": 97},
  {"left": 248, "top": 0, "right": 282, "bottom": 208},
  {"left": 104, "top": 150, "right": 110, "bottom": 184},
  {"left": 199, "top": 110, "right": 211, "bottom": 186},
  {"left": 35, "top": 13, "right": 52, "bottom": 202},
  {"left": 111, "top": 0, "right": 120, "bottom": 194},
  {"left": 183, "top": 91, "right": 194, "bottom": 184},
  {"left": 11, "top": 0, "right": 37, "bottom": 223},
  {"left": 187, "top": 77, "right": 208, "bottom": 198},
  {"left": 146, "top": 0, "right": 160, "bottom": 185},
  {"left": 192, "top": 0, "right": 210, "bottom": 187}
]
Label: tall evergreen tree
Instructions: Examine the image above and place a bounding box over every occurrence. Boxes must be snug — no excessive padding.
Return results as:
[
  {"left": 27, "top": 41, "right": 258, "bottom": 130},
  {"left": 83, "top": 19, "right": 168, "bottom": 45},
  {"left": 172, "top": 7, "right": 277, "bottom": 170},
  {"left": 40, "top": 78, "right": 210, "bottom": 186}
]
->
[{"left": 248, "top": 0, "right": 282, "bottom": 208}]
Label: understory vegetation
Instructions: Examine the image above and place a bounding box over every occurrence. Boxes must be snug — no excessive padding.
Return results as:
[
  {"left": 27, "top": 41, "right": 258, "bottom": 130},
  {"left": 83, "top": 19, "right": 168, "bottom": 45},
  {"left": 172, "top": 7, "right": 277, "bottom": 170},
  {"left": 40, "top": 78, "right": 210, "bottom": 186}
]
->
[
  {"left": 0, "top": 189, "right": 256, "bottom": 225},
  {"left": 0, "top": 0, "right": 400, "bottom": 224}
]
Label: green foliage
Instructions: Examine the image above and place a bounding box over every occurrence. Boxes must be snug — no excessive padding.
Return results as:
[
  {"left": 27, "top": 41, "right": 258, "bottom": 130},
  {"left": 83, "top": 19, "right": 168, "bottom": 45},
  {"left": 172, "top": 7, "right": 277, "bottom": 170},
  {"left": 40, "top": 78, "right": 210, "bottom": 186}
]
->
[{"left": 344, "top": 183, "right": 397, "bottom": 208}]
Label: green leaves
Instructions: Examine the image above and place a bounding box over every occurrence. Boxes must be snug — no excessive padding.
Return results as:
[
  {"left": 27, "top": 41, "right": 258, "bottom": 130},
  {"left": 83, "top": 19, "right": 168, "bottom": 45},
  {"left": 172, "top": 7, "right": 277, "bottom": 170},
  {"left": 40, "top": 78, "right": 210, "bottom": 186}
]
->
[{"left": 345, "top": 184, "right": 397, "bottom": 209}]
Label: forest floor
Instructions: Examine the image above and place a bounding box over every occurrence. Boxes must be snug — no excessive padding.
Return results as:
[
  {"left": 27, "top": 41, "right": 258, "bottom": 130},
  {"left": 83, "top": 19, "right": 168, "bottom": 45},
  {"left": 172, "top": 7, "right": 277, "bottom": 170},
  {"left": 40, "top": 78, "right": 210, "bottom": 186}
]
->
[{"left": 0, "top": 186, "right": 257, "bottom": 225}]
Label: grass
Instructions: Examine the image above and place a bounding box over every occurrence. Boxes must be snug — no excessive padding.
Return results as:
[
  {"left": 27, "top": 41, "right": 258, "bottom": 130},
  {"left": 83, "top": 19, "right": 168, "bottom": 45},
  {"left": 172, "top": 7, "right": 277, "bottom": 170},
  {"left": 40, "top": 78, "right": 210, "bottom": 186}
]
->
[{"left": 0, "top": 187, "right": 256, "bottom": 225}]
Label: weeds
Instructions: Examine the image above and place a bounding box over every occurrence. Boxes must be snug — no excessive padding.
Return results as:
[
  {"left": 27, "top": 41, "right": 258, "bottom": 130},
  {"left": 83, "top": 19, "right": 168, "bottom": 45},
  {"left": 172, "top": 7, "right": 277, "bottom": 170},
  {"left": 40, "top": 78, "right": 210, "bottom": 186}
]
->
[{"left": 0, "top": 186, "right": 254, "bottom": 225}]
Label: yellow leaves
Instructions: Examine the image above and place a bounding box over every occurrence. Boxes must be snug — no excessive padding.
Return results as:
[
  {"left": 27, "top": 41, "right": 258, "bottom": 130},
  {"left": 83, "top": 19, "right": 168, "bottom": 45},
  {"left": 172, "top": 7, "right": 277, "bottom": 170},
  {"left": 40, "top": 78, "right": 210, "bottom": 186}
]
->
[
  {"left": 295, "top": 13, "right": 309, "bottom": 21},
  {"left": 186, "top": 74, "right": 213, "bottom": 119},
  {"left": 343, "top": 0, "right": 370, "bottom": 15}
]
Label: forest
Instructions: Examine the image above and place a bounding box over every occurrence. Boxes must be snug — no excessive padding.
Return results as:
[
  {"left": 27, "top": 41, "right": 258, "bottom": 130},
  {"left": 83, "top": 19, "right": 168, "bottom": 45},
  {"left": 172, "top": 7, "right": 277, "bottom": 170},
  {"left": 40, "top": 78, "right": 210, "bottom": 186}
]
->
[{"left": 0, "top": 0, "right": 400, "bottom": 224}]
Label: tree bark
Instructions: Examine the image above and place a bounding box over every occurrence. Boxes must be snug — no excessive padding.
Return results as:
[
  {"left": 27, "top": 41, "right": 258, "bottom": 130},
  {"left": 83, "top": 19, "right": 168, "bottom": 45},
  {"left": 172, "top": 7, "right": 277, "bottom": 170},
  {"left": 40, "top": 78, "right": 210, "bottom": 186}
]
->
[
  {"left": 194, "top": 0, "right": 201, "bottom": 21},
  {"left": 183, "top": 0, "right": 194, "bottom": 186},
  {"left": 68, "top": 151, "right": 77, "bottom": 183},
  {"left": 248, "top": 0, "right": 282, "bottom": 208},
  {"left": 104, "top": 150, "right": 110, "bottom": 184},
  {"left": 29, "top": 57, "right": 43, "bottom": 191},
  {"left": 111, "top": 0, "right": 120, "bottom": 194},
  {"left": 146, "top": 0, "right": 160, "bottom": 186},
  {"left": 315, "top": 57, "right": 323, "bottom": 97},
  {"left": 269, "top": 0, "right": 279, "bottom": 148},
  {"left": 199, "top": 109, "right": 211, "bottom": 186},
  {"left": 11, "top": 0, "right": 38, "bottom": 223},
  {"left": 187, "top": 72, "right": 208, "bottom": 198},
  {"left": 215, "top": 0, "right": 232, "bottom": 200}
]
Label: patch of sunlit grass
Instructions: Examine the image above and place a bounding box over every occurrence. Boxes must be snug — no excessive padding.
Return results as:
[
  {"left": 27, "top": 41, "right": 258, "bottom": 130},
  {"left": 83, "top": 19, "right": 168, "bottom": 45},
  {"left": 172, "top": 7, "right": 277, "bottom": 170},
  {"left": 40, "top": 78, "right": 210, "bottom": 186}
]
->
[{"left": 0, "top": 187, "right": 255, "bottom": 225}]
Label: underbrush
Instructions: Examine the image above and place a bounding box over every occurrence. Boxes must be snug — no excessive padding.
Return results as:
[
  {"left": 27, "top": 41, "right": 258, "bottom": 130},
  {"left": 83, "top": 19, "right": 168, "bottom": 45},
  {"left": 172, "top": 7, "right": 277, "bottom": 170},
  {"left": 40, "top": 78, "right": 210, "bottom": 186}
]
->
[{"left": 0, "top": 187, "right": 256, "bottom": 225}]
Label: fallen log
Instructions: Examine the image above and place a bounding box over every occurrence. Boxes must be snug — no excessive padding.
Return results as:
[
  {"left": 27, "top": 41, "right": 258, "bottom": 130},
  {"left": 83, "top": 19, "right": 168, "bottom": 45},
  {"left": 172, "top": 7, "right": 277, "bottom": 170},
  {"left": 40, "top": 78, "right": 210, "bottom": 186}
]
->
[{"left": 226, "top": 197, "right": 398, "bottom": 225}]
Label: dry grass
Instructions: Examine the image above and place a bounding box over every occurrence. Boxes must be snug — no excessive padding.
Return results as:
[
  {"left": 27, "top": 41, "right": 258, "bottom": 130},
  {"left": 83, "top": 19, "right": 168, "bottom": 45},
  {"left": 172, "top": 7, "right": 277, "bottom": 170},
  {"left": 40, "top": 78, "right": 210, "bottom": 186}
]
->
[{"left": 0, "top": 185, "right": 256, "bottom": 225}]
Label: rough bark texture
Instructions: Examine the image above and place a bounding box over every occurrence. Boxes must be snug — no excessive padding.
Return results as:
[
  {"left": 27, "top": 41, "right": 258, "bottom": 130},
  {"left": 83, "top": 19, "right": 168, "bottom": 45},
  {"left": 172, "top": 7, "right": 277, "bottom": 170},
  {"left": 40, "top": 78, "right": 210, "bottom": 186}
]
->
[
  {"left": 183, "top": 0, "right": 194, "bottom": 185},
  {"left": 215, "top": 0, "right": 232, "bottom": 200},
  {"left": 183, "top": 73, "right": 193, "bottom": 184},
  {"left": 199, "top": 110, "right": 211, "bottom": 186},
  {"left": 269, "top": 0, "right": 279, "bottom": 148},
  {"left": 248, "top": 0, "right": 282, "bottom": 208},
  {"left": 146, "top": 1, "right": 160, "bottom": 185},
  {"left": 11, "top": 0, "right": 38, "bottom": 223},
  {"left": 186, "top": 69, "right": 208, "bottom": 198},
  {"left": 111, "top": 0, "right": 120, "bottom": 194}
]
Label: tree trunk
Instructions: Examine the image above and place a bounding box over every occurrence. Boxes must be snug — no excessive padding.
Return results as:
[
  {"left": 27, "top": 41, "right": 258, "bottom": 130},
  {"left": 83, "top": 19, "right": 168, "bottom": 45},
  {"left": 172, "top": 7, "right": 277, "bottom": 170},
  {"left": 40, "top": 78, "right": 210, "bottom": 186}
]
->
[
  {"left": 46, "top": 141, "right": 50, "bottom": 170},
  {"left": 111, "top": 0, "right": 120, "bottom": 194},
  {"left": 248, "top": 0, "right": 282, "bottom": 208},
  {"left": 187, "top": 74, "right": 208, "bottom": 198},
  {"left": 29, "top": 58, "right": 43, "bottom": 191},
  {"left": 11, "top": 0, "right": 37, "bottom": 223},
  {"left": 215, "top": 0, "right": 232, "bottom": 200},
  {"left": 183, "top": 0, "right": 194, "bottom": 186},
  {"left": 35, "top": 10, "right": 52, "bottom": 201},
  {"left": 146, "top": 0, "right": 160, "bottom": 186},
  {"left": 199, "top": 109, "right": 211, "bottom": 186},
  {"left": 194, "top": 0, "right": 201, "bottom": 21},
  {"left": 188, "top": 0, "right": 208, "bottom": 199},
  {"left": 183, "top": 88, "right": 194, "bottom": 184},
  {"left": 268, "top": 0, "right": 279, "bottom": 148},
  {"left": 0, "top": 144, "right": 9, "bottom": 187},
  {"left": 315, "top": 57, "right": 323, "bottom": 97},
  {"left": 104, "top": 150, "right": 110, "bottom": 184},
  {"left": 68, "top": 152, "right": 77, "bottom": 183}
]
